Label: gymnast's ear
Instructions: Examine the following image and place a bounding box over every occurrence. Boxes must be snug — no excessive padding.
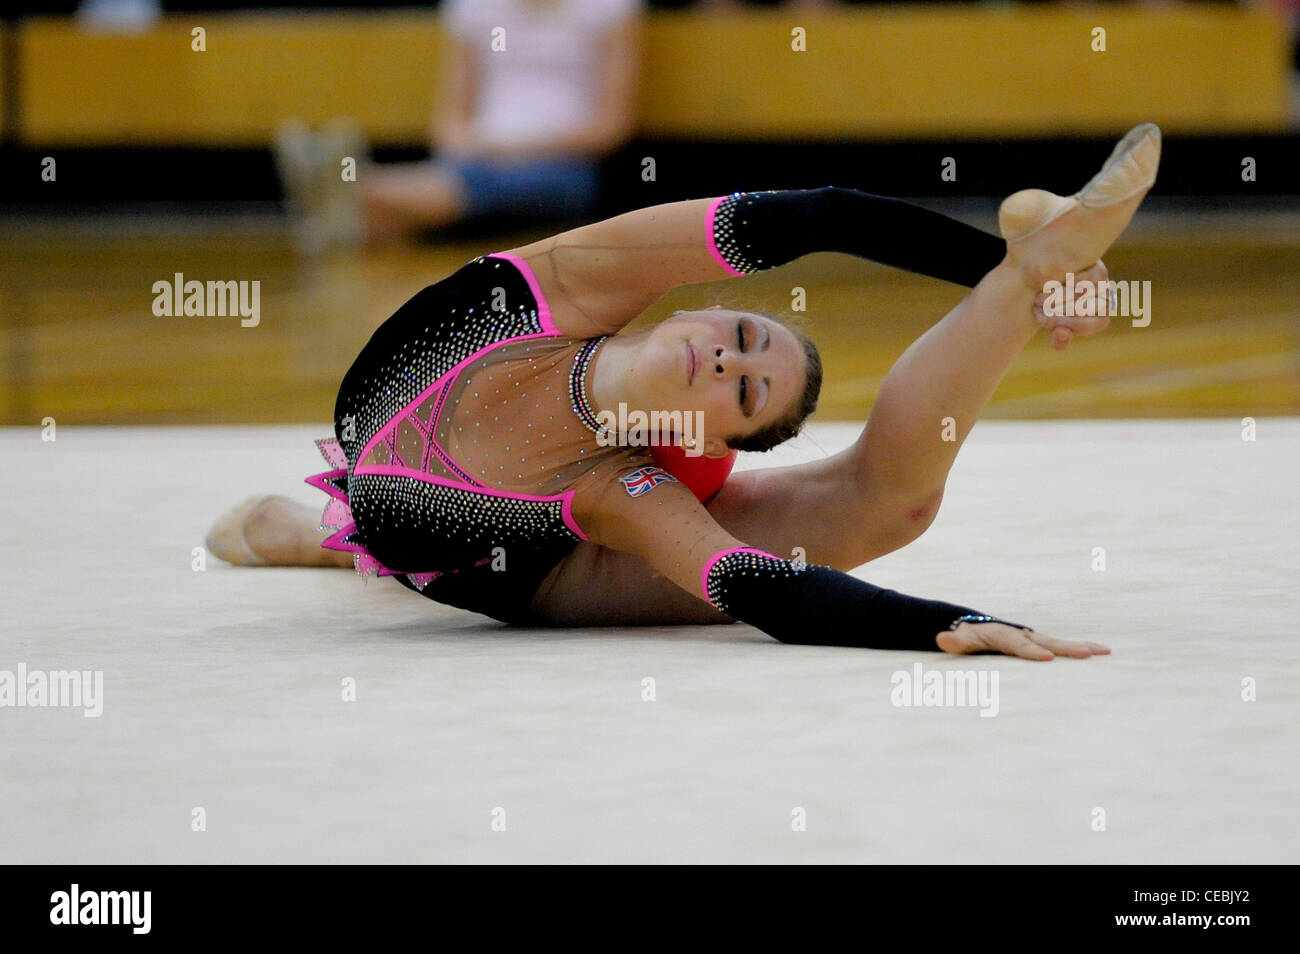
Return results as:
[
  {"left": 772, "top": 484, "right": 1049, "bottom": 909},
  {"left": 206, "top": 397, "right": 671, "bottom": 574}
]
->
[{"left": 701, "top": 436, "right": 731, "bottom": 458}]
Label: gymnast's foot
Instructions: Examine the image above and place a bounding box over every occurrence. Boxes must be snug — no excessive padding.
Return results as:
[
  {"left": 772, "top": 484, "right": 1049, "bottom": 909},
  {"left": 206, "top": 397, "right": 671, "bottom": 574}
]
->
[
  {"left": 1000, "top": 123, "right": 1161, "bottom": 290},
  {"left": 205, "top": 495, "right": 352, "bottom": 568}
]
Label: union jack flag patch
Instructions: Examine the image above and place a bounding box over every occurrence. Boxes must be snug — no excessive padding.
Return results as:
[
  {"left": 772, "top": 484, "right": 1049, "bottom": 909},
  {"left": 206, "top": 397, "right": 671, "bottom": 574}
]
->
[{"left": 619, "top": 466, "right": 678, "bottom": 498}]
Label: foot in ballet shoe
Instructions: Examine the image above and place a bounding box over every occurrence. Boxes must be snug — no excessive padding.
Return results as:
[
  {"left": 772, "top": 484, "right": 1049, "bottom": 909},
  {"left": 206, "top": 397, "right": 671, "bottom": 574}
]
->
[
  {"left": 1000, "top": 123, "right": 1161, "bottom": 288},
  {"left": 205, "top": 495, "right": 275, "bottom": 566},
  {"left": 205, "top": 495, "right": 347, "bottom": 567}
]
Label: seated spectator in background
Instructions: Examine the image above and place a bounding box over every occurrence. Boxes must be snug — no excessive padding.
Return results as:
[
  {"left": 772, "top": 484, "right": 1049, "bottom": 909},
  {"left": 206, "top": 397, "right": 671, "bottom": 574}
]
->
[
  {"left": 76, "top": 0, "right": 161, "bottom": 31},
  {"left": 275, "top": 0, "right": 643, "bottom": 251}
]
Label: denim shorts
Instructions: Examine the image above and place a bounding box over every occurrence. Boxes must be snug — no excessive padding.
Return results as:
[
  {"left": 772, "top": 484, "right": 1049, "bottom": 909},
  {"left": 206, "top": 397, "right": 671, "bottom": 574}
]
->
[{"left": 441, "top": 155, "right": 600, "bottom": 218}]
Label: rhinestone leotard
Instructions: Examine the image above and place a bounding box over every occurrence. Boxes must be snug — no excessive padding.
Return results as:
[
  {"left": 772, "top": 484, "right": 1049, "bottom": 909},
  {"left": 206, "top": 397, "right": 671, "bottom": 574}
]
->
[{"left": 311, "top": 251, "right": 663, "bottom": 624}]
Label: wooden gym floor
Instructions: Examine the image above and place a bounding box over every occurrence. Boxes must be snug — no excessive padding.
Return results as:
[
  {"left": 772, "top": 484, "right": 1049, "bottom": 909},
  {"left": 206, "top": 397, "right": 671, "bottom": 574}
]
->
[{"left": 2, "top": 207, "right": 1296, "bottom": 427}]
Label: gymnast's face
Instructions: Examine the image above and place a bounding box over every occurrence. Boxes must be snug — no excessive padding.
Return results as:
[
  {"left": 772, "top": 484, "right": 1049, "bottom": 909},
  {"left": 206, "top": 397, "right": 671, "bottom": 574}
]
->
[{"left": 636, "top": 306, "right": 806, "bottom": 457}]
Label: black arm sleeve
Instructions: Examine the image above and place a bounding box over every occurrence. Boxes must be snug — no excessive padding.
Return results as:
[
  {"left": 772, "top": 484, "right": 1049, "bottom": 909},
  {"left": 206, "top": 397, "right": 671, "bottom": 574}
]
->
[
  {"left": 705, "top": 549, "right": 1029, "bottom": 650},
  {"left": 711, "top": 187, "right": 1006, "bottom": 288}
]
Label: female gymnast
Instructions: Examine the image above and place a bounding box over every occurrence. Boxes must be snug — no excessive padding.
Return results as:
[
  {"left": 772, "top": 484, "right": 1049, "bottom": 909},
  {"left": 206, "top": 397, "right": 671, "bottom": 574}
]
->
[{"left": 208, "top": 123, "right": 1161, "bottom": 660}]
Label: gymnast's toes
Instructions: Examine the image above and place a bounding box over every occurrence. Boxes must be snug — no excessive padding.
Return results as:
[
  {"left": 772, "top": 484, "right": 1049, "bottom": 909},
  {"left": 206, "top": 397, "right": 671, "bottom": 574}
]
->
[
  {"left": 205, "top": 494, "right": 282, "bottom": 566},
  {"left": 217, "top": 495, "right": 353, "bottom": 567}
]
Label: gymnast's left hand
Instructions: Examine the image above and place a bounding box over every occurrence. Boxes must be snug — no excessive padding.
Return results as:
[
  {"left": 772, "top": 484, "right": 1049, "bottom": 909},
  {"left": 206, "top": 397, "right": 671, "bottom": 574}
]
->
[{"left": 935, "top": 621, "right": 1111, "bottom": 660}]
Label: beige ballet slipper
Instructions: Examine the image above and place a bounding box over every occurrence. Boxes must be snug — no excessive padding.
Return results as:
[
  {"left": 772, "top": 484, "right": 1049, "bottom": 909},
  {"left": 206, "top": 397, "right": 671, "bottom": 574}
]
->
[
  {"left": 1000, "top": 123, "right": 1162, "bottom": 285},
  {"left": 204, "top": 494, "right": 276, "bottom": 567}
]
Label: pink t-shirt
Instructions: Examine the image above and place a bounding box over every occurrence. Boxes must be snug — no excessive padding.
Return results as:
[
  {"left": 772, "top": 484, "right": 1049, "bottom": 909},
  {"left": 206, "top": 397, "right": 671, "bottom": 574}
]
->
[{"left": 441, "top": 0, "right": 640, "bottom": 148}]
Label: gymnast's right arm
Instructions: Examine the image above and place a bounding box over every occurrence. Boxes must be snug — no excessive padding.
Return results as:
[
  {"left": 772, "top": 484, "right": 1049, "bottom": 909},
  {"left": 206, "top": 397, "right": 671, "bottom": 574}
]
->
[
  {"left": 504, "top": 187, "right": 1006, "bottom": 339},
  {"left": 576, "top": 468, "right": 1029, "bottom": 651}
]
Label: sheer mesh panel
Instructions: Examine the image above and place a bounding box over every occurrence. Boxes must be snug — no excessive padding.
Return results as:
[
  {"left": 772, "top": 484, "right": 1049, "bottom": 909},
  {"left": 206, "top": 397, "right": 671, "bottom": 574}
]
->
[{"left": 433, "top": 336, "right": 644, "bottom": 496}]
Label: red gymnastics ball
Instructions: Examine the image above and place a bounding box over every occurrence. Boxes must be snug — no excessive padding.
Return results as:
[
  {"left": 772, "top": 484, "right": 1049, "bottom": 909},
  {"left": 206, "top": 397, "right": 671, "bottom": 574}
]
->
[{"left": 650, "top": 443, "right": 737, "bottom": 503}]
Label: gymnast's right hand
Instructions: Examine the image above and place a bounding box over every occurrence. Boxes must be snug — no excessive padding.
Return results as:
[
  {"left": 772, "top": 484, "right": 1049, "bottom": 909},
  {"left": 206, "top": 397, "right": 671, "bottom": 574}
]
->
[
  {"left": 935, "top": 621, "right": 1111, "bottom": 660},
  {"left": 1032, "top": 260, "right": 1114, "bottom": 352}
]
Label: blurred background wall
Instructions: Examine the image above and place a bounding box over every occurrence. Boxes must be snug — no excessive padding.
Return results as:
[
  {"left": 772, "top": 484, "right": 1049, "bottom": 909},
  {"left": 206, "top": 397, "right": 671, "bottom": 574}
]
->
[
  {"left": 1, "top": 1, "right": 1296, "bottom": 426},
  {"left": 2, "top": 0, "right": 1296, "bottom": 209}
]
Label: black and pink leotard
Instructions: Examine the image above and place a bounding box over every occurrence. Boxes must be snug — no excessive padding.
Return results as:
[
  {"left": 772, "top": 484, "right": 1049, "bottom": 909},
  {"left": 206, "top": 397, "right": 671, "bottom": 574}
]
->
[{"left": 309, "top": 251, "right": 642, "bottom": 623}]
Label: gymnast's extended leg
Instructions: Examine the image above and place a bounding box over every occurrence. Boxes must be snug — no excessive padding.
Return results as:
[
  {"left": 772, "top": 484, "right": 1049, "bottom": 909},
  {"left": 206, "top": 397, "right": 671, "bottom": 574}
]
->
[
  {"left": 526, "top": 253, "right": 1110, "bottom": 626},
  {"left": 530, "top": 126, "right": 1161, "bottom": 627}
]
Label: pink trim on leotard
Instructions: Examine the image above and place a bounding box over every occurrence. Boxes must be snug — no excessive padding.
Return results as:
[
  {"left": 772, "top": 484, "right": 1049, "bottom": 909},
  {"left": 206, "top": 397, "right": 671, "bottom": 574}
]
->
[
  {"left": 486, "top": 251, "right": 557, "bottom": 334},
  {"left": 305, "top": 468, "right": 348, "bottom": 503},
  {"left": 704, "top": 195, "right": 747, "bottom": 277},
  {"left": 699, "top": 545, "right": 779, "bottom": 600},
  {"left": 315, "top": 437, "right": 348, "bottom": 470},
  {"left": 302, "top": 465, "right": 459, "bottom": 587}
]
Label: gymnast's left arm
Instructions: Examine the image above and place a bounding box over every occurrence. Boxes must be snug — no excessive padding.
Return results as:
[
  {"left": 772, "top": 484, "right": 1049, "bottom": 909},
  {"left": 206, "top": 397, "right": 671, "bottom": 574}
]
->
[
  {"left": 504, "top": 187, "right": 1008, "bottom": 339},
  {"left": 573, "top": 468, "right": 1096, "bottom": 659}
]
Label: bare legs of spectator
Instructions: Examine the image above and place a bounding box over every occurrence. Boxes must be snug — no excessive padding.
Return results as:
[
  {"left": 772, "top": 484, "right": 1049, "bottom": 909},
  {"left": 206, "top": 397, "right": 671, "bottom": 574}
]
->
[{"left": 356, "top": 163, "right": 473, "bottom": 244}]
